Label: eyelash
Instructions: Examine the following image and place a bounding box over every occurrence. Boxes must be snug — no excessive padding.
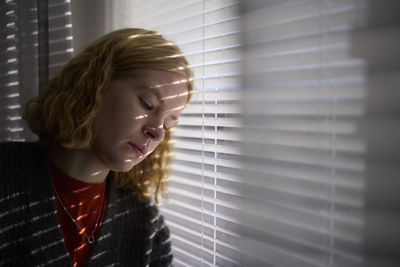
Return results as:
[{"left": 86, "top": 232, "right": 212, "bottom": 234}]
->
[
  {"left": 140, "top": 98, "right": 153, "bottom": 110},
  {"left": 140, "top": 98, "right": 169, "bottom": 130}
]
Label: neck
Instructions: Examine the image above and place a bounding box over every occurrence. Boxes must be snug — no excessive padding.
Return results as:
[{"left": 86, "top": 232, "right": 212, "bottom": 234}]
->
[{"left": 48, "top": 146, "right": 110, "bottom": 184}]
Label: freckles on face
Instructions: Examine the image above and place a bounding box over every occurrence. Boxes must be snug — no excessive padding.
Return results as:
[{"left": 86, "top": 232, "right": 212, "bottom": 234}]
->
[
  {"left": 91, "top": 69, "right": 189, "bottom": 172},
  {"left": 132, "top": 72, "right": 189, "bottom": 153}
]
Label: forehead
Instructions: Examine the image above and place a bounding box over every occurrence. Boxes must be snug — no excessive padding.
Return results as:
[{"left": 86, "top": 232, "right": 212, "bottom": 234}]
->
[{"left": 130, "top": 69, "right": 188, "bottom": 98}]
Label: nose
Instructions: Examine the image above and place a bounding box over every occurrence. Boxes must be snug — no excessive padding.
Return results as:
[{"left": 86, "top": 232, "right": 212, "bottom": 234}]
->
[{"left": 143, "top": 125, "right": 164, "bottom": 141}]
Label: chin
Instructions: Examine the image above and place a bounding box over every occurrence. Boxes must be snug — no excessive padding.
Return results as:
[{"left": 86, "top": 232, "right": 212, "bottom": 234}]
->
[{"left": 110, "top": 158, "right": 141, "bottom": 173}]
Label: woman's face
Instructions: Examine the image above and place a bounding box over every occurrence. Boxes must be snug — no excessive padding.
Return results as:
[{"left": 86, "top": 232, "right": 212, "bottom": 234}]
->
[{"left": 91, "top": 69, "right": 189, "bottom": 172}]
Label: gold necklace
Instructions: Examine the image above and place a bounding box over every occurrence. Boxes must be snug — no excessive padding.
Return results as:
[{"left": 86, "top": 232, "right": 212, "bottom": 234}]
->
[{"left": 51, "top": 180, "right": 106, "bottom": 244}]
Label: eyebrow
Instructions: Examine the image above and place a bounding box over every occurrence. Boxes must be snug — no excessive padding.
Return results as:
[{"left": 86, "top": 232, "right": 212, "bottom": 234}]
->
[{"left": 137, "top": 85, "right": 163, "bottom": 102}]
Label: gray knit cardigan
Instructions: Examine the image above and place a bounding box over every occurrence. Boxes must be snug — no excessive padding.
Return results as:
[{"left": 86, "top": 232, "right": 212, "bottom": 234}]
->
[{"left": 0, "top": 142, "right": 173, "bottom": 267}]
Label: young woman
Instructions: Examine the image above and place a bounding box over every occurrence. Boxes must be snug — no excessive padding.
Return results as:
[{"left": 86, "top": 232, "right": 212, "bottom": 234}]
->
[{"left": 0, "top": 28, "right": 193, "bottom": 267}]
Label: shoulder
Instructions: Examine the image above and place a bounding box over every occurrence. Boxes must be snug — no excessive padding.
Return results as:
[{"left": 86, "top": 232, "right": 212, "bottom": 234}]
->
[
  {"left": 0, "top": 141, "right": 50, "bottom": 198},
  {"left": 107, "top": 184, "right": 169, "bottom": 240},
  {"left": 90, "top": 185, "right": 172, "bottom": 266},
  {"left": 147, "top": 204, "right": 173, "bottom": 266},
  {"left": 0, "top": 141, "right": 25, "bottom": 158},
  {"left": 0, "top": 140, "right": 42, "bottom": 150},
  {"left": 0, "top": 141, "right": 46, "bottom": 164},
  {"left": 108, "top": 184, "right": 162, "bottom": 225},
  {"left": 0, "top": 141, "right": 48, "bottom": 179}
]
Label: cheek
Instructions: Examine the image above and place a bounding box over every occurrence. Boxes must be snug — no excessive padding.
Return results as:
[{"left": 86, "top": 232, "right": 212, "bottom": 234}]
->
[
  {"left": 94, "top": 111, "right": 133, "bottom": 145},
  {"left": 149, "top": 139, "right": 165, "bottom": 154},
  {"left": 102, "top": 101, "right": 136, "bottom": 126}
]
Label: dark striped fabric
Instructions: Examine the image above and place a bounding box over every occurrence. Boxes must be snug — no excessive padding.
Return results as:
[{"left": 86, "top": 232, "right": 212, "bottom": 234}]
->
[{"left": 0, "top": 142, "right": 173, "bottom": 267}]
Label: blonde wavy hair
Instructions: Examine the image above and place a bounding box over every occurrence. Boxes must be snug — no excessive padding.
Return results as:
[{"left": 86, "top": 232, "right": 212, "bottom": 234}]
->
[{"left": 23, "top": 28, "right": 193, "bottom": 204}]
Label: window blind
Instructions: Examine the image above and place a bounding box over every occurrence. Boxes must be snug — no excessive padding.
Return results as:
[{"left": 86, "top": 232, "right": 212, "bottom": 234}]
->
[
  {"left": 0, "top": 0, "right": 73, "bottom": 142},
  {"left": 107, "top": 0, "right": 242, "bottom": 266},
  {"left": 240, "top": 0, "right": 400, "bottom": 266},
  {"left": 107, "top": 0, "right": 400, "bottom": 266}
]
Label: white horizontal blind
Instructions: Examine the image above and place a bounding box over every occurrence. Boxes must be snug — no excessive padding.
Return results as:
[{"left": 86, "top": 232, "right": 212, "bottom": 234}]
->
[
  {"left": 0, "top": 0, "right": 73, "bottom": 142},
  {"left": 108, "top": 0, "right": 400, "bottom": 266},
  {"left": 240, "top": 0, "right": 400, "bottom": 266},
  {"left": 108, "top": 0, "right": 242, "bottom": 266}
]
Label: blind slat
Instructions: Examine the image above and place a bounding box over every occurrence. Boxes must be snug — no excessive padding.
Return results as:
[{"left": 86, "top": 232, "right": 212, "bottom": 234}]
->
[{"left": 108, "top": 0, "right": 400, "bottom": 266}]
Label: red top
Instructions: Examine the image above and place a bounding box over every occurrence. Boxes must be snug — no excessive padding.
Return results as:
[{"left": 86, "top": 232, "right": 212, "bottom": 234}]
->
[{"left": 50, "top": 161, "right": 107, "bottom": 267}]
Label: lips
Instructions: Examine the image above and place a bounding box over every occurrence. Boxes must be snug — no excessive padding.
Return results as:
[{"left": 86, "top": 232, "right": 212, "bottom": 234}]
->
[{"left": 128, "top": 142, "right": 148, "bottom": 158}]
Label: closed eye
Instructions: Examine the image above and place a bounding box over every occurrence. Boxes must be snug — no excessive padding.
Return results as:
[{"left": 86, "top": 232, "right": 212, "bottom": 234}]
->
[{"left": 140, "top": 98, "right": 153, "bottom": 110}]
